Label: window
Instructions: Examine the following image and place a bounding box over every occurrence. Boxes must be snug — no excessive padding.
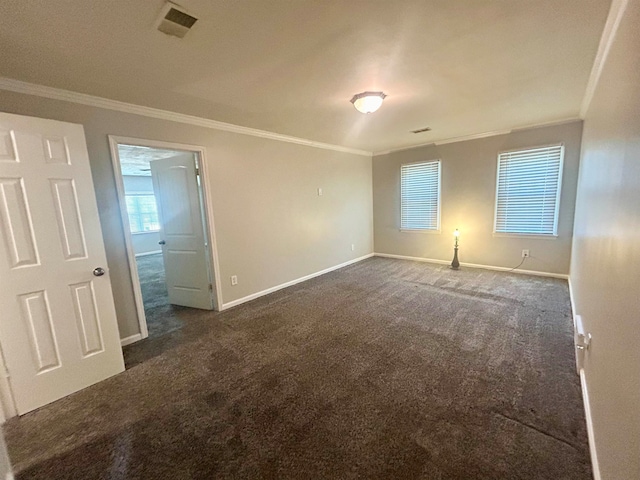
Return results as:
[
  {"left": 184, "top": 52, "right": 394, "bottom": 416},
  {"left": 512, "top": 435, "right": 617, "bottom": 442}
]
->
[
  {"left": 494, "top": 145, "right": 564, "bottom": 236},
  {"left": 125, "top": 194, "right": 160, "bottom": 233},
  {"left": 400, "top": 160, "right": 441, "bottom": 231}
]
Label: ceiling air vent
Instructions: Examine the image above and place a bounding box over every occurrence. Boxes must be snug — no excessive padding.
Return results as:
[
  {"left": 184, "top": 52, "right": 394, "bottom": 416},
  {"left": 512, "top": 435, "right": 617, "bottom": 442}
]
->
[
  {"left": 411, "top": 127, "right": 432, "bottom": 134},
  {"left": 156, "top": 2, "right": 198, "bottom": 39}
]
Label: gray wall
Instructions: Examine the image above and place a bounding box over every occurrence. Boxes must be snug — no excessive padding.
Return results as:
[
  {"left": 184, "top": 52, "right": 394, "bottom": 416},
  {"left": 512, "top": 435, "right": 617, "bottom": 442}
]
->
[
  {"left": 372, "top": 121, "right": 582, "bottom": 275},
  {"left": 570, "top": 0, "right": 640, "bottom": 477},
  {"left": 0, "top": 90, "right": 373, "bottom": 339},
  {"left": 122, "top": 175, "right": 161, "bottom": 256}
]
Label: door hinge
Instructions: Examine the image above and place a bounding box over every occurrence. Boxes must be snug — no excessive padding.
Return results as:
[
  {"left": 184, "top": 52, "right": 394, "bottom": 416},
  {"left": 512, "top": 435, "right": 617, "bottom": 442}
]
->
[
  {"left": 208, "top": 283, "right": 213, "bottom": 292},
  {"left": 195, "top": 168, "right": 200, "bottom": 176}
]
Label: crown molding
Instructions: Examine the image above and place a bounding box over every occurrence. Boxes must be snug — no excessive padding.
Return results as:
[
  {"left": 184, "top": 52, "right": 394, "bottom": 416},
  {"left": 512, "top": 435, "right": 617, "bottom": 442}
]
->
[
  {"left": 433, "top": 129, "right": 512, "bottom": 146},
  {"left": 0, "top": 77, "right": 372, "bottom": 157},
  {"left": 580, "top": 0, "right": 629, "bottom": 118},
  {"left": 373, "top": 117, "right": 581, "bottom": 156}
]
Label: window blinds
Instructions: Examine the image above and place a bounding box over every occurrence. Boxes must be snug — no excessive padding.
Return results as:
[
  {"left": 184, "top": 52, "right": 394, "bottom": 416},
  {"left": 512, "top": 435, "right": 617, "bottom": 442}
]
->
[
  {"left": 400, "top": 160, "right": 440, "bottom": 230},
  {"left": 494, "top": 145, "right": 564, "bottom": 235}
]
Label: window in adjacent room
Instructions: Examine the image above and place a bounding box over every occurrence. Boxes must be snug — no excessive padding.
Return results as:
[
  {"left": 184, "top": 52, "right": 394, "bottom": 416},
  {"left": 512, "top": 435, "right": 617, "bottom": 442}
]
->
[
  {"left": 400, "top": 160, "right": 441, "bottom": 231},
  {"left": 494, "top": 144, "right": 564, "bottom": 236},
  {"left": 125, "top": 194, "right": 160, "bottom": 233}
]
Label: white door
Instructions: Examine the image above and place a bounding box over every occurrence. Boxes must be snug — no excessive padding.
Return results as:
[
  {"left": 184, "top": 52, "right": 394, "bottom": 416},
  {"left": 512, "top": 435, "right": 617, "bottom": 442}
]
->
[
  {"left": 0, "top": 112, "right": 124, "bottom": 416},
  {"left": 150, "top": 154, "right": 212, "bottom": 310}
]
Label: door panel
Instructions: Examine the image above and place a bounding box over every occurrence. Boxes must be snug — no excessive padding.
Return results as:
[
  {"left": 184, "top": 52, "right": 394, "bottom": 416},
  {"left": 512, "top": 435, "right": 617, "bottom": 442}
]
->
[
  {"left": 0, "top": 112, "right": 124, "bottom": 416},
  {"left": 151, "top": 154, "right": 212, "bottom": 310}
]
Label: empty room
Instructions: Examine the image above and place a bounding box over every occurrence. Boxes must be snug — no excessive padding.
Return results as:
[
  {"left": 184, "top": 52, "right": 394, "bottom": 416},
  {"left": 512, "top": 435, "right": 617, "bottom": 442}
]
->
[{"left": 0, "top": 1, "right": 638, "bottom": 479}]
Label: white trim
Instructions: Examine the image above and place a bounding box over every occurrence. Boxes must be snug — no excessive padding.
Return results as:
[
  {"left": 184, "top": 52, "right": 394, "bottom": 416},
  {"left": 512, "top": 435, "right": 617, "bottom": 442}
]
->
[
  {"left": 374, "top": 252, "right": 568, "bottom": 279},
  {"left": 120, "top": 333, "right": 143, "bottom": 347},
  {"left": 508, "top": 118, "right": 583, "bottom": 133},
  {"left": 108, "top": 136, "right": 225, "bottom": 345},
  {"left": 492, "top": 233, "right": 558, "bottom": 239},
  {"left": 0, "top": 77, "right": 371, "bottom": 157},
  {"left": 372, "top": 118, "right": 580, "bottom": 156},
  {"left": 399, "top": 229, "right": 441, "bottom": 234},
  {"left": 134, "top": 250, "right": 162, "bottom": 258},
  {"left": 375, "top": 253, "right": 450, "bottom": 266},
  {"left": 580, "top": 0, "right": 629, "bottom": 118},
  {"left": 374, "top": 142, "right": 434, "bottom": 157},
  {"left": 568, "top": 278, "right": 600, "bottom": 480},
  {"left": 193, "top": 139, "right": 225, "bottom": 312},
  {"left": 0, "top": 342, "right": 17, "bottom": 423},
  {"left": 568, "top": 277, "right": 577, "bottom": 320},
  {"left": 221, "top": 254, "right": 374, "bottom": 310},
  {"left": 434, "top": 129, "right": 512, "bottom": 146},
  {"left": 580, "top": 370, "right": 601, "bottom": 480},
  {"left": 109, "top": 137, "right": 150, "bottom": 342}
]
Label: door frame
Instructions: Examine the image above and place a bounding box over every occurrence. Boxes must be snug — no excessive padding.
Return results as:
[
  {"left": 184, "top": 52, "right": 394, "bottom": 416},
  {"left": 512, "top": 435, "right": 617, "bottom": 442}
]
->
[
  {"left": 0, "top": 343, "right": 17, "bottom": 423},
  {"left": 108, "top": 136, "right": 223, "bottom": 345}
]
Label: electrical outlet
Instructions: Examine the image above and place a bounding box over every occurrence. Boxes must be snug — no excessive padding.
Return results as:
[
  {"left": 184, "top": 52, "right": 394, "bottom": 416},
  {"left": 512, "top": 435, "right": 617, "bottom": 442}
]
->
[
  {"left": 522, "top": 249, "right": 530, "bottom": 258},
  {"left": 351, "top": 244, "right": 355, "bottom": 251},
  {"left": 231, "top": 275, "right": 238, "bottom": 286}
]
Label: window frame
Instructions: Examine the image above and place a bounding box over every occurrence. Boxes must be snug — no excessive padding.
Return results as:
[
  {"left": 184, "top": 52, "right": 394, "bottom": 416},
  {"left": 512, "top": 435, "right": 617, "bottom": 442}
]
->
[
  {"left": 399, "top": 159, "right": 442, "bottom": 234},
  {"left": 492, "top": 143, "right": 564, "bottom": 238},
  {"left": 124, "top": 192, "right": 161, "bottom": 234}
]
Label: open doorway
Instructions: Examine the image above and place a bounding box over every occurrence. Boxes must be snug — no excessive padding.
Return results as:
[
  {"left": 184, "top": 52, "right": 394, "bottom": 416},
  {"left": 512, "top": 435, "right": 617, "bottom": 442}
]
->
[{"left": 109, "top": 137, "right": 222, "bottom": 347}]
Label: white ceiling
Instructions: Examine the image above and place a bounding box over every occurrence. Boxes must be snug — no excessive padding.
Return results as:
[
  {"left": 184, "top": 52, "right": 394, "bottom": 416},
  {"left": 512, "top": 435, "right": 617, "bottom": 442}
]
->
[
  {"left": 118, "top": 145, "right": 183, "bottom": 176},
  {"left": 0, "top": 0, "right": 611, "bottom": 153}
]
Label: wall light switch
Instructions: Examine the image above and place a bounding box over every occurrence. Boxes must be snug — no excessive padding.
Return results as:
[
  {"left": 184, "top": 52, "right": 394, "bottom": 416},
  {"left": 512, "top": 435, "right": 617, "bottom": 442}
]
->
[{"left": 317, "top": 188, "right": 323, "bottom": 196}]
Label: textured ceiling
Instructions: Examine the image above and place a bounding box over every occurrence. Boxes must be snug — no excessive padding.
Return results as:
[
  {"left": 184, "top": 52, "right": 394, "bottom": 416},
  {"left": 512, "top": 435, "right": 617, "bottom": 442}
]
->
[
  {"left": 0, "top": 0, "right": 611, "bottom": 152},
  {"left": 118, "top": 145, "right": 183, "bottom": 176}
]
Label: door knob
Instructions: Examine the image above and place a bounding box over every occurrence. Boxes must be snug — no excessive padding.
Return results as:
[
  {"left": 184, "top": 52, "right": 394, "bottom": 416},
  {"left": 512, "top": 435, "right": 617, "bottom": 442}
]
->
[
  {"left": 159, "top": 240, "right": 166, "bottom": 245},
  {"left": 93, "top": 267, "right": 106, "bottom": 277}
]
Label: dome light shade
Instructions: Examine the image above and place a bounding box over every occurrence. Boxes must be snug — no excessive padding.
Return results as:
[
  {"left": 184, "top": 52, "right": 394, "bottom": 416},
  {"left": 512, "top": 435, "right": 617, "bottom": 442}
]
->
[{"left": 350, "top": 91, "right": 387, "bottom": 114}]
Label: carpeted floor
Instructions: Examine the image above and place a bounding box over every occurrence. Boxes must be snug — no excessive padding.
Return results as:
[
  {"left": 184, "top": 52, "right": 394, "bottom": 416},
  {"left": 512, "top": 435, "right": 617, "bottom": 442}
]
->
[
  {"left": 136, "top": 253, "right": 188, "bottom": 339},
  {"left": 3, "top": 257, "right": 590, "bottom": 479}
]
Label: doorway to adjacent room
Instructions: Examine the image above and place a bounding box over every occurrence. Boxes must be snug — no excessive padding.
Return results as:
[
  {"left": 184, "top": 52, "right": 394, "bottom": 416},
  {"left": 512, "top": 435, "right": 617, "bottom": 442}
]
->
[{"left": 109, "top": 137, "right": 222, "bottom": 347}]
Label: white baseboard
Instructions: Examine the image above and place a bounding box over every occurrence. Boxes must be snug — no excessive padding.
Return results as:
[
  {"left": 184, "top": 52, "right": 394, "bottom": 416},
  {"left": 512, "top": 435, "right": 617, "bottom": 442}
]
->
[
  {"left": 221, "top": 253, "right": 374, "bottom": 310},
  {"left": 374, "top": 252, "right": 569, "bottom": 279},
  {"left": 374, "top": 252, "right": 450, "bottom": 266},
  {"left": 134, "top": 250, "right": 162, "bottom": 258},
  {"left": 568, "top": 276, "right": 578, "bottom": 318},
  {"left": 568, "top": 277, "right": 600, "bottom": 480},
  {"left": 579, "top": 369, "right": 601, "bottom": 480},
  {"left": 120, "top": 333, "right": 143, "bottom": 346}
]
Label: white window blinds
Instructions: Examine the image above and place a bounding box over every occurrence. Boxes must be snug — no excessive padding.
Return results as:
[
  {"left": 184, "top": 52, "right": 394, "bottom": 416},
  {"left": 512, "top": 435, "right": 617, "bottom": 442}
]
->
[
  {"left": 494, "top": 145, "right": 564, "bottom": 236},
  {"left": 401, "top": 160, "right": 441, "bottom": 231}
]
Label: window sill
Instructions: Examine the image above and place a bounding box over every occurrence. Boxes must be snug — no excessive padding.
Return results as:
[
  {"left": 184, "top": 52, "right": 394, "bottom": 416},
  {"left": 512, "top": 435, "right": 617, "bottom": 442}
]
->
[
  {"left": 492, "top": 232, "right": 558, "bottom": 239},
  {"left": 400, "top": 229, "right": 441, "bottom": 234}
]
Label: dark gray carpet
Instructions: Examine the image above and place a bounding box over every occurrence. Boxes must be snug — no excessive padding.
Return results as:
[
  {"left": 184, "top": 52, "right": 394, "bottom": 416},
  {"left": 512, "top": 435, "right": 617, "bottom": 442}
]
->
[
  {"left": 136, "top": 253, "right": 188, "bottom": 339},
  {"left": 3, "top": 257, "right": 590, "bottom": 479}
]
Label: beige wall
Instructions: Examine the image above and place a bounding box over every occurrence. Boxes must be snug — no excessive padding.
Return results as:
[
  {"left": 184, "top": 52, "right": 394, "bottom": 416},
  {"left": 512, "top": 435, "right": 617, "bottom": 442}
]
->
[
  {"left": 0, "top": 90, "right": 373, "bottom": 339},
  {"left": 570, "top": 0, "right": 640, "bottom": 477},
  {"left": 373, "top": 121, "right": 583, "bottom": 275}
]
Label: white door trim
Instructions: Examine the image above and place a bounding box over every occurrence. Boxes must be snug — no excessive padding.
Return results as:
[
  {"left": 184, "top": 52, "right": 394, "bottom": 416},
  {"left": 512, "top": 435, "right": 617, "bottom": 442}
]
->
[
  {"left": 108, "top": 136, "right": 223, "bottom": 345},
  {"left": 0, "top": 343, "right": 17, "bottom": 424}
]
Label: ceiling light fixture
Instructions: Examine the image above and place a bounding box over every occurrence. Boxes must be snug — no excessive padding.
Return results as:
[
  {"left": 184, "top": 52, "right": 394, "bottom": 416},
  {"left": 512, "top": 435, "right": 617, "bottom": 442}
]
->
[{"left": 350, "top": 91, "right": 387, "bottom": 114}]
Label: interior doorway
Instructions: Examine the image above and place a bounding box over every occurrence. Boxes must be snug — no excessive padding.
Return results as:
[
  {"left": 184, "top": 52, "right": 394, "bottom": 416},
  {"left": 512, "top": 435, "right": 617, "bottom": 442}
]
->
[{"left": 109, "top": 137, "right": 222, "bottom": 346}]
